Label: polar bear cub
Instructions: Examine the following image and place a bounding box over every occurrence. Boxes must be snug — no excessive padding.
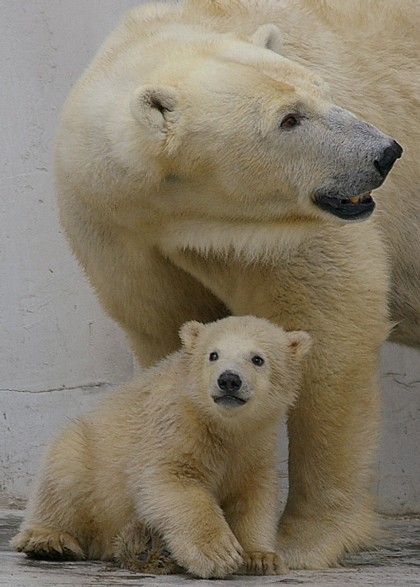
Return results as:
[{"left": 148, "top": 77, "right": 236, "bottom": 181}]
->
[{"left": 12, "top": 316, "right": 311, "bottom": 578}]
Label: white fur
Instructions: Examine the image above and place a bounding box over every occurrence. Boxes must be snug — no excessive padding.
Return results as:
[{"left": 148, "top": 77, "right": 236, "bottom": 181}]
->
[
  {"left": 52, "top": 0, "right": 417, "bottom": 569},
  {"left": 12, "top": 317, "right": 309, "bottom": 578}
]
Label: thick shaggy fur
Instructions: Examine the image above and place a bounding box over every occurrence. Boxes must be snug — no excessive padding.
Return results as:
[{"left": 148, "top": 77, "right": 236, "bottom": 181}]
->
[
  {"left": 185, "top": 0, "right": 420, "bottom": 348},
  {"left": 12, "top": 317, "right": 310, "bottom": 578},
  {"left": 52, "top": 0, "right": 417, "bottom": 569}
]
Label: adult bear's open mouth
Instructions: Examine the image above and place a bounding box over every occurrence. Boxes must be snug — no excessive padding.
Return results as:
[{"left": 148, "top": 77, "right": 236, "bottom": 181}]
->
[{"left": 314, "top": 189, "right": 375, "bottom": 220}]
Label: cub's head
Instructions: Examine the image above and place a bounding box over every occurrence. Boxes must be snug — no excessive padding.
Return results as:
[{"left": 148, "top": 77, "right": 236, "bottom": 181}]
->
[{"left": 179, "top": 316, "right": 311, "bottom": 424}]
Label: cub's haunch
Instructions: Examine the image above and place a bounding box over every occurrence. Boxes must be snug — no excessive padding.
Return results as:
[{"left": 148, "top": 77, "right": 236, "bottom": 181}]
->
[{"left": 12, "top": 316, "right": 310, "bottom": 578}]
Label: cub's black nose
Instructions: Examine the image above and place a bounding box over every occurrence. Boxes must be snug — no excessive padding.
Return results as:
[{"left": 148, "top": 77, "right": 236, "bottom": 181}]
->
[
  {"left": 374, "top": 140, "right": 403, "bottom": 178},
  {"left": 217, "top": 372, "right": 242, "bottom": 393}
]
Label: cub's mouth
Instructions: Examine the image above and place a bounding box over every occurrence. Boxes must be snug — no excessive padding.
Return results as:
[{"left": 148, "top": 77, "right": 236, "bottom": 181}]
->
[
  {"left": 314, "top": 190, "right": 375, "bottom": 220},
  {"left": 213, "top": 394, "right": 247, "bottom": 409}
]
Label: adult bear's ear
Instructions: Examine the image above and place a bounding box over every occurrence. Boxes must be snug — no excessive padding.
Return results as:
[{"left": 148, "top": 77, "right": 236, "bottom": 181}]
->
[
  {"left": 287, "top": 331, "right": 312, "bottom": 361},
  {"left": 179, "top": 321, "right": 205, "bottom": 353},
  {"left": 130, "top": 85, "right": 178, "bottom": 132},
  {"left": 251, "top": 24, "right": 282, "bottom": 54}
]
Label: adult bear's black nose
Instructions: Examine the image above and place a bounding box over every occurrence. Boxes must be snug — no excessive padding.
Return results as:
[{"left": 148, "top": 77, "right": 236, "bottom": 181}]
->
[
  {"left": 217, "top": 372, "right": 242, "bottom": 393},
  {"left": 374, "top": 140, "right": 403, "bottom": 178}
]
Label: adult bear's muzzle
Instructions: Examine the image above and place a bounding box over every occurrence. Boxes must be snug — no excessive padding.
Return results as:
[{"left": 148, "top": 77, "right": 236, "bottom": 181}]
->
[{"left": 374, "top": 140, "right": 403, "bottom": 178}]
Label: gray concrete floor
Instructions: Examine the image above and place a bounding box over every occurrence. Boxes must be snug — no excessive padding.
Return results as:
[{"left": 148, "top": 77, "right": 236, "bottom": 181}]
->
[{"left": 1, "top": 511, "right": 419, "bottom": 587}]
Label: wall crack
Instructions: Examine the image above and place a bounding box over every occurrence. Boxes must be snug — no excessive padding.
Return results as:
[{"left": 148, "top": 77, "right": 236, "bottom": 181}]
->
[{"left": 0, "top": 382, "right": 111, "bottom": 394}]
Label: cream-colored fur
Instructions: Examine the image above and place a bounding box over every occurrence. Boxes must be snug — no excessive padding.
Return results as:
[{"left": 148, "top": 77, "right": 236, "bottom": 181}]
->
[
  {"left": 52, "top": 0, "right": 416, "bottom": 569},
  {"left": 12, "top": 317, "right": 310, "bottom": 578},
  {"left": 184, "top": 0, "right": 420, "bottom": 347}
]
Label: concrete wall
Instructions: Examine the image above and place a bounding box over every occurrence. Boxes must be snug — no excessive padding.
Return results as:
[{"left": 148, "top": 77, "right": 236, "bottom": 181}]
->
[
  {"left": 1, "top": 1, "right": 419, "bottom": 513},
  {"left": 0, "top": 0, "right": 140, "bottom": 507}
]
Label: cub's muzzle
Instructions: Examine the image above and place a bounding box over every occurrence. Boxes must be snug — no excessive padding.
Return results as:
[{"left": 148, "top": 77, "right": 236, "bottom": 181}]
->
[
  {"left": 212, "top": 371, "right": 248, "bottom": 409},
  {"left": 218, "top": 372, "right": 242, "bottom": 393}
]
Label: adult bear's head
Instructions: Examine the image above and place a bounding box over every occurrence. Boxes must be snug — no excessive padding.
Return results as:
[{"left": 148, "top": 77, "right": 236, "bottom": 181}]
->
[{"left": 128, "top": 23, "right": 401, "bottom": 227}]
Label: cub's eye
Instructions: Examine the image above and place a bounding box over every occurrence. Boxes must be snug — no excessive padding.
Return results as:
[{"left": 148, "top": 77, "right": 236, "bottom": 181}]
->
[
  {"left": 280, "top": 114, "right": 300, "bottom": 129},
  {"left": 252, "top": 355, "right": 265, "bottom": 367},
  {"left": 209, "top": 351, "right": 219, "bottom": 362}
]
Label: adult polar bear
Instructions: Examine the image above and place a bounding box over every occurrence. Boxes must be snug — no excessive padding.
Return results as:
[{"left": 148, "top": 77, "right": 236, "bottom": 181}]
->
[{"left": 54, "top": 0, "right": 413, "bottom": 569}]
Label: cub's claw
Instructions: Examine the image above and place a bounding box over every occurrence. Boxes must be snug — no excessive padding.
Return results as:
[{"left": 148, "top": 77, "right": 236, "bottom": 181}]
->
[
  {"left": 239, "top": 551, "right": 288, "bottom": 575},
  {"left": 11, "top": 527, "right": 84, "bottom": 561}
]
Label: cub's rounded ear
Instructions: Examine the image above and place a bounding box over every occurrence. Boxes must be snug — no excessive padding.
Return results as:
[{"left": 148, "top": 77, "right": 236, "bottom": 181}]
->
[
  {"left": 130, "top": 85, "right": 178, "bottom": 132},
  {"left": 287, "top": 331, "right": 312, "bottom": 361},
  {"left": 179, "top": 321, "right": 205, "bottom": 352},
  {"left": 251, "top": 24, "right": 282, "bottom": 54}
]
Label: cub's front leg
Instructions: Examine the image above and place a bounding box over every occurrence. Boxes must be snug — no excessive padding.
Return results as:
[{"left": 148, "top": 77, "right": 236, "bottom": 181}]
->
[
  {"left": 224, "top": 464, "right": 288, "bottom": 575},
  {"left": 139, "top": 477, "right": 243, "bottom": 578}
]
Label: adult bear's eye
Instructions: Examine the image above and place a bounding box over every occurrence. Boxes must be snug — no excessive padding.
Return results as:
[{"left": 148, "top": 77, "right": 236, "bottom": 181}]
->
[
  {"left": 252, "top": 355, "right": 265, "bottom": 366},
  {"left": 209, "top": 351, "right": 219, "bottom": 361},
  {"left": 280, "top": 114, "right": 300, "bottom": 129}
]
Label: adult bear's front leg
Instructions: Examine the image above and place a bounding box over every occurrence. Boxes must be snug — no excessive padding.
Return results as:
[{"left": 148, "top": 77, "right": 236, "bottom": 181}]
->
[
  {"left": 270, "top": 225, "right": 390, "bottom": 568},
  {"left": 166, "top": 221, "right": 390, "bottom": 569},
  {"left": 249, "top": 292, "right": 385, "bottom": 568},
  {"left": 277, "top": 338, "right": 383, "bottom": 568}
]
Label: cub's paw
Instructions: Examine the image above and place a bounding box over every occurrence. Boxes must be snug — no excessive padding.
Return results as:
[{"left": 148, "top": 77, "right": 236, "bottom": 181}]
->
[
  {"left": 181, "top": 530, "right": 243, "bottom": 578},
  {"left": 11, "top": 527, "right": 84, "bottom": 561},
  {"left": 239, "top": 551, "right": 288, "bottom": 575},
  {"left": 114, "top": 520, "right": 182, "bottom": 575}
]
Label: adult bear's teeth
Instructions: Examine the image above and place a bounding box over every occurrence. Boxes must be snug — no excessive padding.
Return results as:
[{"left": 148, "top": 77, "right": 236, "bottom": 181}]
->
[{"left": 348, "top": 191, "right": 372, "bottom": 204}]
